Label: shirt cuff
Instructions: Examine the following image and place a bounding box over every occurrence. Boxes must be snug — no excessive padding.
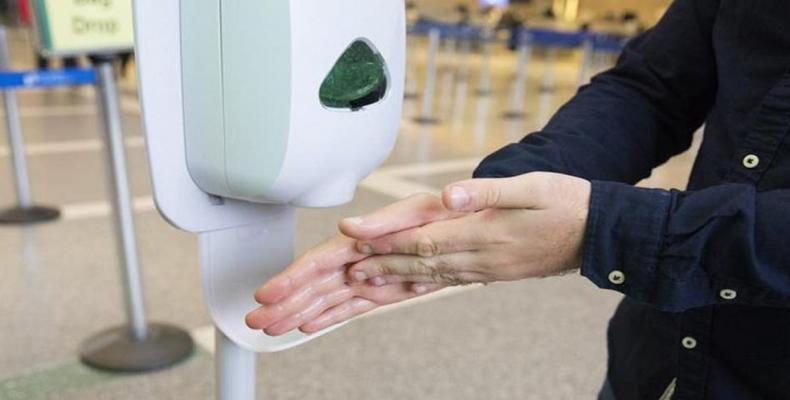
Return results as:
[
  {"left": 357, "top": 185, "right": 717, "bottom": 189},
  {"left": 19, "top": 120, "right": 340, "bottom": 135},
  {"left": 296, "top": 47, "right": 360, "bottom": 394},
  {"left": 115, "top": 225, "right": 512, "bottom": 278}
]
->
[{"left": 581, "top": 181, "right": 673, "bottom": 306}]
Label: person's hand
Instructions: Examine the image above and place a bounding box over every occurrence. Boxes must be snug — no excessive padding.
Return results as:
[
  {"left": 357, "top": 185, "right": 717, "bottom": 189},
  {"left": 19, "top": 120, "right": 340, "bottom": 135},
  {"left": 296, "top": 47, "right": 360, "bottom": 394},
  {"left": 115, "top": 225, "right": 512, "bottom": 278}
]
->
[
  {"left": 245, "top": 194, "right": 462, "bottom": 336},
  {"left": 346, "top": 172, "right": 591, "bottom": 290}
]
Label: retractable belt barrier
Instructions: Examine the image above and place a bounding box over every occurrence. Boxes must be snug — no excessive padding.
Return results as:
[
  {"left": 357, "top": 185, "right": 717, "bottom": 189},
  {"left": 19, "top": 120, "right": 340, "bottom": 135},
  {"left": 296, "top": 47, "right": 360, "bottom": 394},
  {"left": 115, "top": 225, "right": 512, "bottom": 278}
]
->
[
  {"left": 0, "top": 31, "right": 194, "bottom": 372},
  {"left": 0, "top": 64, "right": 97, "bottom": 225}
]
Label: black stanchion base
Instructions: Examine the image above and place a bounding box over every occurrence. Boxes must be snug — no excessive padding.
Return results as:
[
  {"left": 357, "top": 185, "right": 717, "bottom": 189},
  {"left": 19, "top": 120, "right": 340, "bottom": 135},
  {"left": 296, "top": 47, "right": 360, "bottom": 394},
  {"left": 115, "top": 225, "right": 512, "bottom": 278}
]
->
[
  {"left": 502, "top": 111, "right": 528, "bottom": 120},
  {"left": 413, "top": 116, "right": 440, "bottom": 125},
  {"left": 476, "top": 89, "right": 493, "bottom": 97},
  {"left": 539, "top": 86, "right": 557, "bottom": 93},
  {"left": 79, "top": 323, "right": 195, "bottom": 373},
  {"left": 0, "top": 206, "right": 60, "bottom": 225},
  {"left": 403, "top": 92, "right": 419, "bottom": 100}
]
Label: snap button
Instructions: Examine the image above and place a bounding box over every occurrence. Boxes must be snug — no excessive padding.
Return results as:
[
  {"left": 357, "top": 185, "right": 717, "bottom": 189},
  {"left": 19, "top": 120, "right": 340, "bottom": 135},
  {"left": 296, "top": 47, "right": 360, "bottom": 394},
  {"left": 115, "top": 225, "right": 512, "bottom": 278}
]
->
[
  {"left": 719, "top": 289, "right": 737, "bottom": 300},
  {"left": 608, "top": 270, "right": 626, "bottom": 285},
  {"left": 742, "top": 154, "right": 760, "bottom": 169},
  {"left": 682, "top": 336, "right": 698, "bottom": 350}
]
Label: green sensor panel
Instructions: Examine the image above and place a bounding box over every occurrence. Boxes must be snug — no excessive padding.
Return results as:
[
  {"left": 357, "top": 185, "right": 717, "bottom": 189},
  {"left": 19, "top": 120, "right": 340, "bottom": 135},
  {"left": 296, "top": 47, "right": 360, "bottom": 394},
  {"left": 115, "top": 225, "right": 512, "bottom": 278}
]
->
[{"left": 319, "top": 40, "right": 388, "bottom": 110}]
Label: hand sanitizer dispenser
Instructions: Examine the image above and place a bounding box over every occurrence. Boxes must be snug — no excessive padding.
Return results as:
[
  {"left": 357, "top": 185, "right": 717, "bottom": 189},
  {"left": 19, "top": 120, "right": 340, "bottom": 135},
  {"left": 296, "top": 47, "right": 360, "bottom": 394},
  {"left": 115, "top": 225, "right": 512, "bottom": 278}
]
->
[
  {"left": 181, "top": 1, "right": 404, "bottom": 207},
  {"left": 136, "top": 1, "right": 404, "bottom": 397}
]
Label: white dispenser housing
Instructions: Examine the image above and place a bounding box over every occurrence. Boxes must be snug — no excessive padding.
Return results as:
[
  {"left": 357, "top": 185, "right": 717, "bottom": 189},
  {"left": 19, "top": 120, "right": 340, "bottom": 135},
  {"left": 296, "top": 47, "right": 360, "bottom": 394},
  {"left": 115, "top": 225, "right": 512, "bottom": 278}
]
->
[
  {"left": 181, "top": 1, "right": 405, "bottom": 207},
  {"left": 135, "top": 0, "right": 405, "bottom": 356}
]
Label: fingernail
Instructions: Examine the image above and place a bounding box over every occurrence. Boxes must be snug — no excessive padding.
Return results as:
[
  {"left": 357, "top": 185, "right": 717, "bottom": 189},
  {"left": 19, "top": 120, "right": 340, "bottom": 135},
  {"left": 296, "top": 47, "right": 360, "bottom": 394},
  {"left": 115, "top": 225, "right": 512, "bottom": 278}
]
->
[
  {"left": 414, "top": 285, "right": 429, "bottom": 294},
  {"left": 359, "top": 244, "right": 373, "bottom": 254},
  {"left": 448, "top": 186, "right": 470, "bottom": 210},
  {"left": 353, "top": 271, "right": 367, "bottom": 282},
  {"left": 371, "top": 277, "right": 386, "bottom": 287},
  {"left": 344, "top": 217, "right": 364, "bottom": 225}
]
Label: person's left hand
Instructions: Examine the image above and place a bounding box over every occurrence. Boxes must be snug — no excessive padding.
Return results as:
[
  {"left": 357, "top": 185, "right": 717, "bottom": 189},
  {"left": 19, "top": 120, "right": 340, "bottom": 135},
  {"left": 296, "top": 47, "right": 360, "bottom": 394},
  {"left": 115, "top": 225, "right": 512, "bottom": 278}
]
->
[{"left": 346, "top": 172, "right": 592, "bottom": 290}]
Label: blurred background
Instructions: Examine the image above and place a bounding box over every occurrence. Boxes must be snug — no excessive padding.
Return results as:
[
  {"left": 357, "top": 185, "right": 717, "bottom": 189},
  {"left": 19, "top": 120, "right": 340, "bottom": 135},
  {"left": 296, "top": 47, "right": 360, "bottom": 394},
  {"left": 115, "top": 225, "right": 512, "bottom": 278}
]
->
[{"left": 0, "top": 1, "right": 700, "bottom": 400}]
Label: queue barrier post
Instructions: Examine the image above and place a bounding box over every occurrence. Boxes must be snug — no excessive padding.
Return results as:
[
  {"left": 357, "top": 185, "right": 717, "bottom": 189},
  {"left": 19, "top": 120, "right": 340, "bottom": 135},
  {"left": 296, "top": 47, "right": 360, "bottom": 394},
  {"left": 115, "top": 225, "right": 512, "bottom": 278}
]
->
[{"left": 0, "top": 27, "right": 194, "bottom": 372}]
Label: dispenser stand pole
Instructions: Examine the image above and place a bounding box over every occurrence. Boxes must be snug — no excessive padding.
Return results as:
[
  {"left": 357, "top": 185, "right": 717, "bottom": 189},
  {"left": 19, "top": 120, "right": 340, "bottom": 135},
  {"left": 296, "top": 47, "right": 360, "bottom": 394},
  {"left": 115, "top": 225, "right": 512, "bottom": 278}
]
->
[{"left": 216, "top": 328, "right": 257, "bottom": 400}]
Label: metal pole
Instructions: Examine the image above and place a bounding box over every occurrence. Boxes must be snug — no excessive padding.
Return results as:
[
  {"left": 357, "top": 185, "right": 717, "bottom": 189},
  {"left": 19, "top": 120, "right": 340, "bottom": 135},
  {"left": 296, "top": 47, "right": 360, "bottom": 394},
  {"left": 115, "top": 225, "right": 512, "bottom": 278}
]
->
[
  {"left": 503, "top": 30, "right": 532, "bottom": 119},
  {"left": 414, "top": 28, "right": 440, "bottom": 124},
  {"left": 0, "top": 26, "right": 59, "bottom": 225},
  {"left": 541, "top": 47, "right": 558, "bottom": 93},
  {"left": 80, "top": 57, "right": 193, "bottom": 373},
  {"left": 451, "top": 36, "right": 471, "bottom": 127},
  {"left": 577, "top": 39, "right": 593, "bottom": 89},
  {"left": 438, "top": 35, "right": 457, "bottom": 116},
  {"left": 404, "top": 34, "right": 419, "bottom": 100},
  {"left": 476, "top": 28, "right": 494, "bottom": 96},
  {"left": 216, "top": 328, "right": 257, "bottom": 400},
  {"left": 0, "top": 31, "right": 31, "bottom": 208},
  {"left": 95, "top": 58, "right": 148, "bottom": 340}
]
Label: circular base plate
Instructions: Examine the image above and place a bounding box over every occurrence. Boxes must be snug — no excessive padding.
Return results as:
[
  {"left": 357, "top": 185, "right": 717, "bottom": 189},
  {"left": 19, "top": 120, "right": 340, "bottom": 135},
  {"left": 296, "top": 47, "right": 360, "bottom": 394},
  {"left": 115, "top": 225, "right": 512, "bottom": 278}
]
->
[
  {"left": 413, "top": 116, "right": 440, "bottom": 125},
  {"left": 0, "top": 206, "right": 60, "bottom": 225},
  {"left": 539, "top": 86, "right": 557, "bottom": 93},
  {"left": 79, "top": 323, "right": 194, "bottom": 373},
  {"left": 502, "top": 111, "right": 528, "bottom": 120}
]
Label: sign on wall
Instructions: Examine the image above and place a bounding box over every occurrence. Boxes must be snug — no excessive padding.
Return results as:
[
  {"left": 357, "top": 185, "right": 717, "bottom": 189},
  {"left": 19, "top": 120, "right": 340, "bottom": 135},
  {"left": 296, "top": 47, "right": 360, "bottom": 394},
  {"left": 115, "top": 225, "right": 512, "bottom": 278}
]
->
[{"left": 34, "top": 0, "right": 134, "bottom": 56}]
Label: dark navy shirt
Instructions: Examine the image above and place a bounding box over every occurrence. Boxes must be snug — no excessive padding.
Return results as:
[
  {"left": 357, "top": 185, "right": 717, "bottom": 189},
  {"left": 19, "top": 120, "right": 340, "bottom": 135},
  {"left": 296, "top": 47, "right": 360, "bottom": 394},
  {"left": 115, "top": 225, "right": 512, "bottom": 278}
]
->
[{"left": 474, "top": 1, "right": 790, "bottom": 399}]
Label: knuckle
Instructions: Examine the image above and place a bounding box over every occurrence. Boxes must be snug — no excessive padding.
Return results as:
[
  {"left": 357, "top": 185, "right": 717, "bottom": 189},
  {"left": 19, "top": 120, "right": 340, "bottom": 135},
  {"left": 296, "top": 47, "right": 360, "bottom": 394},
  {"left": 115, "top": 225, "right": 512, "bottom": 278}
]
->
[
  {"left": 415, "top": 235, "right": 440, "bottom": 257},
  {"left": 411, "top": 258, "right": 436, "bottom": 275},
  {"left": 377, "top": 263, "right": 394, "bottom": 275},
  {"left": 485, "top": 186, "right": 502, "bottom": 207}
]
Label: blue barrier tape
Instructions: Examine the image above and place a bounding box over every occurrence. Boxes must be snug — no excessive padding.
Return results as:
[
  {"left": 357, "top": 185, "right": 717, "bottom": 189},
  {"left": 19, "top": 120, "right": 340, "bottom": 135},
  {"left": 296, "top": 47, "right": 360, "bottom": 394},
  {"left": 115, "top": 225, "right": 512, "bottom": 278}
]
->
[
  {"left": 589, "top": 33, "right": 629, "bottom": 52},
  {"left": 520, "top": 28, "right": 628, "bottom": 52},
  {"left": 0, "top": 68, "right": 96, "bottom": 89},
  {"left": 409, "top": 18, "right": 485, "bottom": 41},
  {"left": 523, "top": 27, "right": 587, "bottom": 48}
]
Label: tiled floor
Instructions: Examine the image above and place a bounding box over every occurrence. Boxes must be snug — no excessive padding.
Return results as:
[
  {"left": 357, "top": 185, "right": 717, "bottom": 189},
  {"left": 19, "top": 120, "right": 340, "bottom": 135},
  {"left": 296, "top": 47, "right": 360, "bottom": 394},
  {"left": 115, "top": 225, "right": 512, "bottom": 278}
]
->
[{"left": 1, "top": 28, "right": 697, "bottom": 400}]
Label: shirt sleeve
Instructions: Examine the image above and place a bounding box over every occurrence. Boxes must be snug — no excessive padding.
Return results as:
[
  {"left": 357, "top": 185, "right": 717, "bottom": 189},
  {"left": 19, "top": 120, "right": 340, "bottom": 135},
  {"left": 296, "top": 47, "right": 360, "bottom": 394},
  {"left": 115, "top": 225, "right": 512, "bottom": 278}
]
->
[
  {"left": 474, "top": 0, "right": 719, "bottom": 182},
  {"left": 584, "top": 182, "right": 790, "bottom": 312}
]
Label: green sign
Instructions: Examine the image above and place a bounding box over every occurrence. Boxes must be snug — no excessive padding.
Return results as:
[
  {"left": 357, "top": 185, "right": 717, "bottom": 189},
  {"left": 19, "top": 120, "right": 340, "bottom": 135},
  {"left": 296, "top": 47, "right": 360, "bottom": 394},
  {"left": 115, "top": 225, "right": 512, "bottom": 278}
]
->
[{"left": 34, "top": 0, "right": 134, "bottom": 56}]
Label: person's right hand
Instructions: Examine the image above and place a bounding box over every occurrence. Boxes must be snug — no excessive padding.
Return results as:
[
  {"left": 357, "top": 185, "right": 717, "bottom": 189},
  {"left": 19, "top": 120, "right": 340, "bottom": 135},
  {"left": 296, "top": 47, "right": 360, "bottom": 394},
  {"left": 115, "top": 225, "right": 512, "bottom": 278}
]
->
[{"left": 245, "top": 194, "right": 462, "bottom": 336}]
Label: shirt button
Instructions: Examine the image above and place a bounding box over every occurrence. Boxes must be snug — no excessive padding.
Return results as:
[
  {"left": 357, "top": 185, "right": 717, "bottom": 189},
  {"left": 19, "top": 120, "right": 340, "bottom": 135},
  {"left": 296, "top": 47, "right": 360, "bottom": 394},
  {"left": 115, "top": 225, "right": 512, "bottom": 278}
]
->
[
  {"left": 719, "top": 289, "right": 737, "bottom": 300},
  {"left": 608, "top": 270, "right": 626, "bottom": 285},
  {"left": 742, "top": 154, "right": 760, "bottom": 169},
  {"left": 682, "top": 336, "right": 698, "bottom": 350}
]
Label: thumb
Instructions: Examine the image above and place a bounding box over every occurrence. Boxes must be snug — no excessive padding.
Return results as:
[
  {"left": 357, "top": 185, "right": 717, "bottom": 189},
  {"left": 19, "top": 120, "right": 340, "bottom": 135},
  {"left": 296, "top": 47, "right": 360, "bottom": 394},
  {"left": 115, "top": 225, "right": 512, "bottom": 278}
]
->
[{"left": 442, "top": 174, "right": 548, "bottom": 212}]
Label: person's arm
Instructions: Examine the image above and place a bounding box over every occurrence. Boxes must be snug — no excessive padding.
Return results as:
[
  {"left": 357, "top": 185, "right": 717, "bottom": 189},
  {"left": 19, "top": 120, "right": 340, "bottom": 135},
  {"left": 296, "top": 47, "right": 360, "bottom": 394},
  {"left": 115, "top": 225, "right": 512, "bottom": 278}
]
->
[
  {"left": 470, "top": 0, "right": 790, "bottom": 312},
  {"left": 475, "top": 0, "right": 719, "bottom": 182}
]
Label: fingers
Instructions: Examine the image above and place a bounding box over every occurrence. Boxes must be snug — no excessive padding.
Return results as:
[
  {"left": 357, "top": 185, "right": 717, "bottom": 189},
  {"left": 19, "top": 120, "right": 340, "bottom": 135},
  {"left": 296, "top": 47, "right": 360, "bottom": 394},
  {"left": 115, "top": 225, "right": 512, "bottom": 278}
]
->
[
  {"left": 442, "top": 173, "right": 552, "bottom": 212},
  {"left": 263, "top": 286, "right": 353, "bottom": 336},
  {"left": 355, "top": 214, "right": 484, "bottom": 258},
  {"left": 299, "top": 298, "right": 378, "bottom": 334},
  {"left": 256, "top": 280, "right": 443, "bottom": 336},
  {"left": 300, "top": 283, "right": 444, "bottom": 334},
  {"left": 246, "top": 270, "right": 352, "bottom": 330},
  {"left": 348, "top": 253, "right": 486, "bottom": 286},
  {"left": 339, "top": 193, "right": 464, "bottom": 241},
  {"left": 255, "top": 236, "right": 366, "bottom": 304}
]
